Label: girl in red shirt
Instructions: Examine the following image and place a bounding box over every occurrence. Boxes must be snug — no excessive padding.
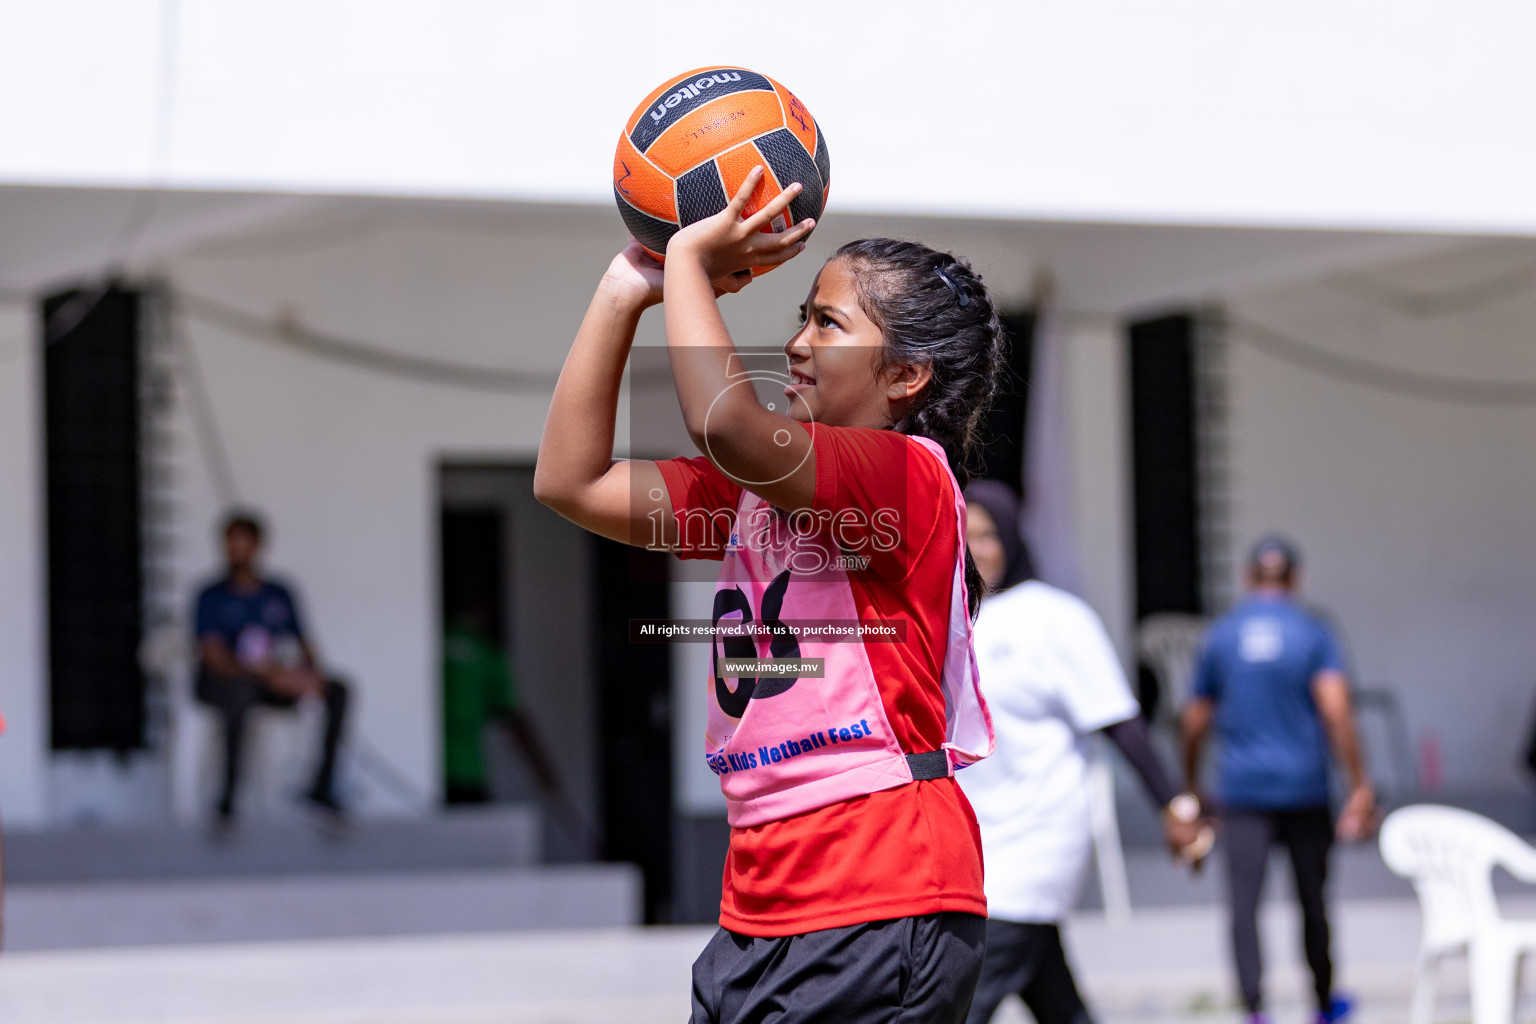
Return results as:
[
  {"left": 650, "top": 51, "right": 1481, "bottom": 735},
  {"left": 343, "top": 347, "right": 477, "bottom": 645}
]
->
[{"left": 536, "top": 169, "right": 1005, "bottom": 1023}]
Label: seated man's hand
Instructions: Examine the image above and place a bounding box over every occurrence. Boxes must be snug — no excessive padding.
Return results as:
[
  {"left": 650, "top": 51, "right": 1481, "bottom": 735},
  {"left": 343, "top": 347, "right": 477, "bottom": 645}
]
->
[{"left": 269, "top": 667, "right": 323, "bottom": 699}]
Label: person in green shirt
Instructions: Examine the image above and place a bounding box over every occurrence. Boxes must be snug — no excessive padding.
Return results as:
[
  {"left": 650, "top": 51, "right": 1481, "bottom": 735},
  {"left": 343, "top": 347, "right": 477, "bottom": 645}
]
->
[{"left": 442, "top": 603, "right": 557, "bottom": 804}]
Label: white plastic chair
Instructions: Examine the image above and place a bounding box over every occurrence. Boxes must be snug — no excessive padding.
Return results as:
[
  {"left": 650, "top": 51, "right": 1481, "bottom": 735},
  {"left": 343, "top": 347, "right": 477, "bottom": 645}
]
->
[
  {"left": 1380, "top": 804, "right": 1536, "bottom": 1024},
  {"left": 145, "top": 620, "right": 325, "bottom": 822},
  {"left": 1086, "top": 755, "right": 1132, "bottom": 925}
]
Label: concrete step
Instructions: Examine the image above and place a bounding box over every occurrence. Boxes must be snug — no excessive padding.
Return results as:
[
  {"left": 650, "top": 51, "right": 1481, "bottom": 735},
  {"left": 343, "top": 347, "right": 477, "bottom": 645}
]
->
[
  {"left": 3, "top": 806, "right": 542, "bottom": 883},
  {"left": 4, "top": 864, "right": 643, "bottom": 951}
]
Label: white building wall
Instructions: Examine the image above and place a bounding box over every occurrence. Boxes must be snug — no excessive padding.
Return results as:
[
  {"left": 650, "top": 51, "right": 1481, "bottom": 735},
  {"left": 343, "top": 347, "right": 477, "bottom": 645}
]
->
[
  {"left": 25, "top": 197, "right": 1536, "bottom": 818},
  {"left": 23, "top": 198, "right": 1536, "bottom": 817},
  {"left": 1225, "top": 250, "right": 1536, "bottom": 793},
  {"left": 0, "top": 302, "right": 47, "bottom": 825}
]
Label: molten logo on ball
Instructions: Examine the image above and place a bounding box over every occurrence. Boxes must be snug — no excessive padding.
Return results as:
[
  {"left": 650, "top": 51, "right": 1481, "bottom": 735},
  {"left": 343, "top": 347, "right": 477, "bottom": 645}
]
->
[{"left": 647, "top": 72, "right": 746, "bottom": 122}]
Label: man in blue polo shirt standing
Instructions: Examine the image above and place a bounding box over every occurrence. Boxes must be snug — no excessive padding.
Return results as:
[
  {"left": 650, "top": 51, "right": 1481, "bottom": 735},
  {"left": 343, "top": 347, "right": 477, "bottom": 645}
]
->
[{"left": 1181, "top": 537, "right": 1375, "bottom": 1024}]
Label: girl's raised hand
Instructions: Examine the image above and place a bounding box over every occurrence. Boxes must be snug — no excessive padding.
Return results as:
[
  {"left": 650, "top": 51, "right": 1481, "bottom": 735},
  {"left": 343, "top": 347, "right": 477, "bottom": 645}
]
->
[
  {"left": 667, "top": 166, "right": 816, "bottom": 280},
  {"left": 600, "top": 239, "right": 667, "bottom": 310},
  {"left": 600, "top": 231, "right": 782, "bottom": 310}
]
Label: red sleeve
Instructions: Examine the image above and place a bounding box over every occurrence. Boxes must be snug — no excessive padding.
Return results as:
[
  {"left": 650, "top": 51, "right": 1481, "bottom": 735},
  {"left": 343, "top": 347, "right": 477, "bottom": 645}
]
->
[
  {"left": 654, "top": 456, "right": 743, "bottom": 561},
  {"left": 808, "top": 426, "right": 950, "bottom": 584}
]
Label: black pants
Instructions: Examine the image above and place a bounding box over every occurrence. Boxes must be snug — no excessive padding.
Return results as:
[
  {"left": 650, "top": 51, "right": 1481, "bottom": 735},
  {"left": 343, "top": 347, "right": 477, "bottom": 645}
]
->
[
  {"left": 195, "top": 671, "right": 349, "bottom": 817},
  {"left": 965, "top": 921, "right": 1091, "bottom": 1024},
  {"left": 1224, "top": 806, "right": 1334, "bottom": 1013},
  {"left": 691, "top": 912, "right": 986, "bottom": 1023}
]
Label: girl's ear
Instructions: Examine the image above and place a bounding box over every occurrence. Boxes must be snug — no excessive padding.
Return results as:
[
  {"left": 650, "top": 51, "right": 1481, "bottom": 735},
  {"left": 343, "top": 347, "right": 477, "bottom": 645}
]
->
[
  {"left": 884, "top": 359, "right": 927, "bottom": 405},
  {"left": 885, "top": 360, "right": 934, "bottom": 403}
]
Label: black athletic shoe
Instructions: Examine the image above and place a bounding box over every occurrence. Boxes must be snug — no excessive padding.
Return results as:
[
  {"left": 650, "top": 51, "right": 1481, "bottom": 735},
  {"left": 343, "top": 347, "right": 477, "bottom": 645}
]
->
[
  {"left": 301, "top": 789, "right": 352, "bottom": 836},
  {"left": 208, "top": 808, "right": 238, "bottom": 842}
]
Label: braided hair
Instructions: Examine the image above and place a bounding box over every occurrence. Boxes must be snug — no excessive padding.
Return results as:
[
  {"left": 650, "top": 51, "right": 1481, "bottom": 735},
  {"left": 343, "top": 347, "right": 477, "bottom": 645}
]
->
[{"left": 831, "top": 238, "right": 1007, "bottom": 617}]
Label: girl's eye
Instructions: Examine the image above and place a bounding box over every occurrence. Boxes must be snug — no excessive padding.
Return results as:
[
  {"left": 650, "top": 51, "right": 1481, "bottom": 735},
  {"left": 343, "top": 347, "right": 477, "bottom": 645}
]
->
[{"left": 797, "top": 309, "right": 808, "bottom": 325}]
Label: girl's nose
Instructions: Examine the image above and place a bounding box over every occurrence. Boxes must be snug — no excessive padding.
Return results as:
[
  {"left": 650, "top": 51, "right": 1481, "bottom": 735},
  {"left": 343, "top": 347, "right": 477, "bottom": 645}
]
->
[{"left": 784, "top": 324, "right": 811, "bottom": 357}]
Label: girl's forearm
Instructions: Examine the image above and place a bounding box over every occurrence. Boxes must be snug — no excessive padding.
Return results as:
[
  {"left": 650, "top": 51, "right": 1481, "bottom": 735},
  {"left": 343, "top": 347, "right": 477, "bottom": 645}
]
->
[
  {"left": 534, "top": 283, "right": 645, "bottom": 511},
  {"left": 654, "top": 167, "right": 811, "bottom": 448},
  {"left": 662, "top": 251, "right": 757, "bottom": 442},
  {"left": 659, "top": 246, "right": 816, "bottom": 512}
]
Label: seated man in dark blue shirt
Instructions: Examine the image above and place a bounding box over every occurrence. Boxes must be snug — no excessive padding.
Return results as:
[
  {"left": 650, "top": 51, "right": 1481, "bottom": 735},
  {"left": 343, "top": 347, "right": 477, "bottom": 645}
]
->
[
  {"left": 194, "top": 511, "right": 349, "bottom": 827},
  {"left": 1181, "top": 537, "right": 1375, "bottom": 1024}
]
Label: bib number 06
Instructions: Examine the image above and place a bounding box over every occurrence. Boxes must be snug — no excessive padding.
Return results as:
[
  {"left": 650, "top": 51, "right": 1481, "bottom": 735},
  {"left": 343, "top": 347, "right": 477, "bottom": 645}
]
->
[{"left": 711, "top": 570, "right": 800, "bottom": 718}]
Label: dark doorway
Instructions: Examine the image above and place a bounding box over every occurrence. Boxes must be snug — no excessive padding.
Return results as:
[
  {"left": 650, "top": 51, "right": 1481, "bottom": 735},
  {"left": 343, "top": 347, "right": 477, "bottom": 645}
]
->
[
  {"left": 44, "top": 284, "right": 146, "bottom": 751},
  {"left": 1128, "top": 313, "right": 1203, "bottom": 718},
  {"left": 438, "top": 465, "right": 602, "bottom": 861},
  {"left": 592, "top": 538, "right": 674, "bottom": 923},
  {"left": 440, "top": 509, "right": 506, "bottom": 648},
  {"left": 439, "top": 506, "right": 508, "bottom": 807}
]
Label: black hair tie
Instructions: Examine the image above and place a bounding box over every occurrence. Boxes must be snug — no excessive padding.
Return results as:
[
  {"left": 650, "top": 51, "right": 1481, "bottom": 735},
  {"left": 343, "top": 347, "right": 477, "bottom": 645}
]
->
[{"left": 935, "top": 266, "right": 970, "bottom": 307}]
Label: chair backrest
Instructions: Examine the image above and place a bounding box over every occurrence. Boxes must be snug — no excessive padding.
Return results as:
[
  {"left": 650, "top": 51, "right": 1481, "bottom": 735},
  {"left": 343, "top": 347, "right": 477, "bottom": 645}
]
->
[
  {"left": 1136, "top": 613, "right": 1208, "bottom": 713},
  {"left": 1379, "top": 804, "right": 1536, "bottom": 951}
]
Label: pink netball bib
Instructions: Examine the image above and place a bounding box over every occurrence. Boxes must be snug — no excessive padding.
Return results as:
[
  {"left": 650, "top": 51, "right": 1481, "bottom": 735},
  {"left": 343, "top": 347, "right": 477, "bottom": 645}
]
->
[{"left": 704, "top": 435, "right": 993, "bottom": 827}]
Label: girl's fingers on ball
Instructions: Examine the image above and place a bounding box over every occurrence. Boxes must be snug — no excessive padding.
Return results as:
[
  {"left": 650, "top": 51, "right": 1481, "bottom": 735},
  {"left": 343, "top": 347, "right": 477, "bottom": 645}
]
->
[
  {"left": 726, "top": 167, "right": 766, "bottom": 214},
  {"left": 779, "top": 218, "right": 816, "bottom": 245},
  {"left": 751, "top": 219, "right": 814, "bottom": 257},
  {"left": 742, "top": 182, "right": 803, "bottom": 232},
  {"left": 755, "top": 241, "right": 808, "bottom": 268}
]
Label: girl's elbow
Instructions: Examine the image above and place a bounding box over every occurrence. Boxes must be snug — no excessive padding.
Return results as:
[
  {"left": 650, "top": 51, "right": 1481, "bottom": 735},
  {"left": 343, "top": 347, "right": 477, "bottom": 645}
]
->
[
  {"left": 685, "top": 425, "right": 713, "bottom": 457},
  {"left": 532, "top": 465, "right": 572, "bottom": 514},
  {"left": 680, "top": 408, "right": 713, "bottom": 453}
]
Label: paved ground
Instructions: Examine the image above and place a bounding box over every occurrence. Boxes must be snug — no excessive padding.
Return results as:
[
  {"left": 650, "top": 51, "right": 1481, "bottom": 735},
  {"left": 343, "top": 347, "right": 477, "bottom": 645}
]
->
[
  {"left": 0, "top": 895, "right": 1509, "bottom": 1024},
  {"left": 9, "top": 836, "right": 1536, "bottom": 1023}
]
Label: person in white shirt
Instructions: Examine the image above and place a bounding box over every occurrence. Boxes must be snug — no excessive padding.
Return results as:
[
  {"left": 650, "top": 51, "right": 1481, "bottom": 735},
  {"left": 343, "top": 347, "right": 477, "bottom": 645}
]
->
[{"left": 959, "top": 480, "right": 1206, "bottom": 1024}]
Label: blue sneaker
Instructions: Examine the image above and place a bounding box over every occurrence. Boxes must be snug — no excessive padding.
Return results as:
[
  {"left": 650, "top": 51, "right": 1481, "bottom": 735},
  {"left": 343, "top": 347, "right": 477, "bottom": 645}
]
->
[
  {"left": 1316, "top": 994, "right": 1354, "bottom": 1024},
  {"left": 1244, "top": 1013, "right": 1272, "bottom": 1024}
]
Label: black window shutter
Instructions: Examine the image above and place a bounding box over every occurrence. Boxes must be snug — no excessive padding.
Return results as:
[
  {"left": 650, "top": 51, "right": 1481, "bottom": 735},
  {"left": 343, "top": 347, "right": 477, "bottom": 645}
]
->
[{"left": 44, "top": 285, "right": 146, "bottom": 751}]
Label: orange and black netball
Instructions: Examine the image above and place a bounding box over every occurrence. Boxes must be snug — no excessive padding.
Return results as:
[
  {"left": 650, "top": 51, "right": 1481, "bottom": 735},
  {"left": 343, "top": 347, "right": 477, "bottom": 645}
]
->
[{"left": 613, "top": 66, "right": 830, "bottom": 269}]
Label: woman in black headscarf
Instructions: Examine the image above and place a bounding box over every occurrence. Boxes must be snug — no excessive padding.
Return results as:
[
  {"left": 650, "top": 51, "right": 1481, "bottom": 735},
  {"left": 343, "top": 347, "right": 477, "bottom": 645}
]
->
[
  {"left": 959, "top": 480, "right": 1208, "bottom": 1024},
  {"left": 963, "top": 479, "right": 1036, "bottom": 593}
]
